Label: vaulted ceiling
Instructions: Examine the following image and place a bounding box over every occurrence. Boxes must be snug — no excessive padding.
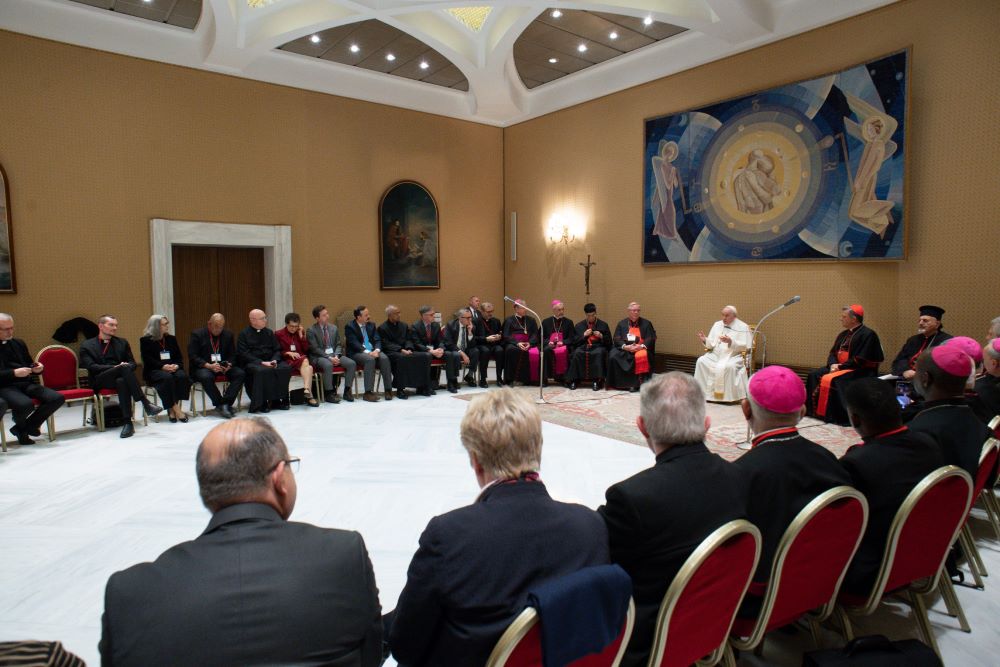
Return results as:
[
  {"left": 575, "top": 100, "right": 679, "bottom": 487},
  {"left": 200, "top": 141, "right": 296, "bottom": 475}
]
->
[{"left": 1, "top": 0, "right": 897, "bottom": 126}]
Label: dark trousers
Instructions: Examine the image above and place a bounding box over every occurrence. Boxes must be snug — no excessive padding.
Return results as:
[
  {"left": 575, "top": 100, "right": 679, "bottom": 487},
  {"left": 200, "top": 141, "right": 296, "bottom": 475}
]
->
[
  {"left": 193, "top": 367, "right": 246, "bottom": 408},
  {"left": 444, "top": 348, "right": 479, "bottom": 382},
  {"left": 92, "top": 366, "right": 145, "bottom": 421},
  {"left": 146, "top": 369, "right": 193, "bottom": 410},
  {"left": 475, "top": 344, "right": 501, "bottom": 381},
  {"left": 0, "top": 383, "right": 65, "bottom": 431},
  {"left": 244, "top": 362, "right": 292, "bottom": 409}
]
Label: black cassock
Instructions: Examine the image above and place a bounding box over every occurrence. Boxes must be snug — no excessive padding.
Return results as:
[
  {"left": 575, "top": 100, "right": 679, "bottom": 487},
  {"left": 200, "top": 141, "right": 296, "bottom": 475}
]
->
[
  {"left": 377, "top": 320, "right": 431, "bottom": 390},
  {"left": 971, "top": 374, "right": 1000, "bottom": 425},
  {"left": 479, "top": 316, "right": 505, "bottom": 383},
  {"left": 539, "top": 316, "right": 576, "bottom": 380},
  {"left": 806, "top": 324, "right": 884, "bottom": 425},
  {"left": 502, "top": 315, "right": 538, "bottom": 384},
  {"left": 607, "top": 317, "right": 657, "bottom": 389},
  {"left": 237, "top": 326, "right": 292, "bottom": 408},
  {"left": 564, "top": 318, "right": 612, "bottom": 383},
  {"left": 890, "top": 330, "right": 952, "bottom": 376}
]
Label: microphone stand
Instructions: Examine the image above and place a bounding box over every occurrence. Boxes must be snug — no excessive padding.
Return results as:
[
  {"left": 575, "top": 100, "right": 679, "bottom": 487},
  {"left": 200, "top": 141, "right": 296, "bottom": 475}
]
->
[
  {"left": 738, "top": 298, "right": 799, "bottom": 448},
  {"left": 504, "top": 297, "right": 545, "bottom": 403}
]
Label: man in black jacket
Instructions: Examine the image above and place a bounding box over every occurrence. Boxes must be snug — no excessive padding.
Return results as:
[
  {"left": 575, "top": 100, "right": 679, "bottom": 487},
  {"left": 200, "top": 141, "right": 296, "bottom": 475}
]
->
[
  {"left": 0, "top": 313, "right": 64, "bottom": 444},
  {"left": 378, "top": 305, "right": 431, "bottom": 398},
  {"left": 236, "top": 309, "right": 291, "bottom": 414},
  {"left": 599, "top": 372, "right": 745, "bottom": 667},
  {"left": 188, "top": 313, "right": 245, "bottom": 419},
  {"left": 345, "top": 305, "right": 393, "bottom": 402},
  {"left": 442, "top": 308, "right": 480, "bottom": 393},
  {"left": 100, "top": 418, "right": 382, "bottom": 667},
  {"left": 79, "top": 314, "right": 163, "bottom": 438},
  {"left": 564, "top": 303, "right": 612, "bottom": 391}
]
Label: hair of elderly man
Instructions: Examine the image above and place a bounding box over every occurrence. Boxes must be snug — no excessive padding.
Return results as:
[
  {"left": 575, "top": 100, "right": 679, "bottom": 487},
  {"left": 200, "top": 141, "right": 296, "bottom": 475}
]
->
[
  {"left": 385, "top": 304, "right": 399, "bottom": 315},
  {"left": 98, "top": 314, "right": 116, "bottom": 325},
  {"left": 482, "top": 302, "right": 494, "bottom": 311},
  {"left": 460, "top": 388, "right": 541, "bottom": 479},
  {"left": 208, "top": 313, "right": 225, "bottom": 324},
  {"left": 722, "top": 305, "right": 738, "bottom": 316},
  {"left": 986, "top": 341, "right": 1000, "bottom": 362},
  {"left": 0, "top": 312, "right": 12, "bottom": 322},
  {"left": 455, "top": 308, "right": 471, "bottom": 319},
  {"left": 990, "top": 316, "right": 1000, "bottom": 340},
  {"left": 418, "top": 305, "right": 433, "bottom": 316},
  {"left": 196, "top": 418, "right": 288, "bottom": 513},
  {"left": 143, "top": 314, "right": 167, "bottom": 340},
  {"left": 841, "top": 305, "right": 863, "bottom": 323},
  {"left": 639, "top": 372, "right": 706, "bottom": 447}
]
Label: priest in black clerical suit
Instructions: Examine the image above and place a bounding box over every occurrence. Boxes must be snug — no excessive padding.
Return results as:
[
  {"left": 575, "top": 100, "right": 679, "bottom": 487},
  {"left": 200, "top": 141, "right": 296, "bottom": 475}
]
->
[
  {"left": 188, "top": 313, "right": 245, "bottom": 418},
  {"left": 236, "top": 309, "right": 291, "bottom": 413},
  {"left": 564, "top": 303, "right": 612, "bottom": 391},
  {"left": 478, "top": 302, "right": 504, "bottom": 386},
  {"left": 378, "top": 306, "right": 431, "bottom": 398},
  {"left": 539, "top": 300, "right": 576, "bottom": 385},
  {"left": 806, "top": 304, "right": 884, "bottom": 425},
  {"left": 501, "top": 300, "right": 538, "bottom": 385},
  {"left": 80, "top": 314, "right": 163, "bottom": 437},
  {"left": 890, "top": 305, "right": 952, "bottom": 378},
  {"left": 0, "top": 314, "right": 65, "bottom": 444},
  {"left": 607, "top": 302, "right": 656, "bottom": 392}
]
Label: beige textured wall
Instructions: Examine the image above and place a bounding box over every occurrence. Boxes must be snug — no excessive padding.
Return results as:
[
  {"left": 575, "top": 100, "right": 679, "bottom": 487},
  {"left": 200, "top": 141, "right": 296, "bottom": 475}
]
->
[
  {"left": 0, "top": 30, "right": 503, "bottom": 354},
  {"left": 503, "top": 0, "right": 1000, "bottom": 367}
]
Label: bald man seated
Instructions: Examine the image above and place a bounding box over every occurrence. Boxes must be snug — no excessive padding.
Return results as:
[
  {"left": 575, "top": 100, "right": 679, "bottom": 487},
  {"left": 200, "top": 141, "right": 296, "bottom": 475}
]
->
[
  {"left": 188, "top": 313, "right": 245, "bottom": 419},
  {"left": 99, "top": 418, "right": 383, "bottom": 666},
  {"left": 237, "top": 309, "right": 292, "bottom": 413}
]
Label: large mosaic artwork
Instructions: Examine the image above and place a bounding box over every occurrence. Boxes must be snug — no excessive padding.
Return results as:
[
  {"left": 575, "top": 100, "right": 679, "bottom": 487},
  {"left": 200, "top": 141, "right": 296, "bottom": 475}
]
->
[{"left": 643, "top": 51, "right": 908, "bottom": 264}]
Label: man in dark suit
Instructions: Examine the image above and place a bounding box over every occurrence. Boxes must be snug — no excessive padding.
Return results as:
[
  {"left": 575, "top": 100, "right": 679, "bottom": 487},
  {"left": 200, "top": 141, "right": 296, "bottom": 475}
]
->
[
  {"left": 345, "top": 305, "right": 393, "bottom": 402},
  {"left": 465, "top": 296, "right": 491, "bottom": 388},
  {"left": 839, "top": 378, "right": 944, "bottom": 594},
  {"left": 412, "top": 305, "right": 447, "bottom": 390},
  {"left": 479, "top": 301, "right": 504, "bottom": 386},
  {"left": 188, "top": 313, "right": 245, "bottom": 419},
  {"left": 387, "top": 388, "right": 609, "bottom": 667},
  {"left": 442, "top": 308, "right": 480, "bottom": 393},
  {"left": 100, "top": 418, "right": 383, "bottom": 667},
  {"left": 378, "top": 305, "right": 431, "bottom": 399},
  {"left": 0, "top": 313, "right": 64, "bottom": 444},
  {"left": 599, "top": 372, "right": 746, "bottom": 667},
  {"left": 734, "top": 365, "right": 852, "bottom": 613},
  {"left": 236, "top": 309, "right": 292, "bottom": 414},
  {"left": 80, "top": 314, "right": 163, "bottom": 438}
]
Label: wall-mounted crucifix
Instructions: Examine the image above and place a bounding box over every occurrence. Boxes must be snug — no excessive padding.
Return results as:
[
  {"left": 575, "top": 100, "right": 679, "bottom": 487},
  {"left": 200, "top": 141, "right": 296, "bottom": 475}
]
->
[{"left": 579, "top": 254, "right": 596, "bottom": 295}]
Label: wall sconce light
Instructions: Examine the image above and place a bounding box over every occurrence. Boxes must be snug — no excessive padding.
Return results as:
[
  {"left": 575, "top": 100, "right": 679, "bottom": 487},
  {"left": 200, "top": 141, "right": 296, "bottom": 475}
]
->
[{"left": 546, "top": 210, "right": 584, "bottom": 245}]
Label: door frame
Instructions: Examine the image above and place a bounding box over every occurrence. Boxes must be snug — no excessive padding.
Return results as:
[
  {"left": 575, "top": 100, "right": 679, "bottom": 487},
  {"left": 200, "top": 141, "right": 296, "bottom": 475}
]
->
[{"left": 150, "top": 218, "right": 292, "bottom": 329}]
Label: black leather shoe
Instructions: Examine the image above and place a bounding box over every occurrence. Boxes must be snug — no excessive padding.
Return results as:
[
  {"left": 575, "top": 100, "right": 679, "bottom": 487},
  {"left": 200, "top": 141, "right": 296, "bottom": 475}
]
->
[
  {"left": 343, "top": 390, "right": 355, "bottom": 402},
  {"left": 11, "top": 424, "right": 42, "bottom": 438},
  {"left": 478, "top": 380, "right": 489, "bottom": 388},
  {"left": 629, "top": 386, "right": 639, "bottom": 393},
  {"left": 420, "top": 387, "right": 433, "bottom": 397},
  {"left": 169, "top": 415, "right": 178, "bottom": 423},
  {"left": 592, "top": 380, "right": 601, "bottom": 391},
  {"left": 120, "top": 421, "right": 135, "bottom": 438},
  {"left": 396, "top": 388, "right": 408, "bottom": 400},
  {"left": 568, "top": 382, "right": 577, "bottom": 390},
  {"left": 143, "top": 402, "right": 164, "bottom": 417},
  {"left": 16, "top": 432, "right": 35, "bottom": 445},
  {"left": 325, "top": 392, "right": 340, "bottom": 404},
  {"left": 496, "top": 379, "right": 505, "bottom": 387},
  {"left": 464, "top": 374, "right": 476, "bottom": 387},
  {"left": 448, "top": 382, "right": 458, "bottom": 394},
  {"left": 273, "top": 400, "right": 290, "bottom": 411}
]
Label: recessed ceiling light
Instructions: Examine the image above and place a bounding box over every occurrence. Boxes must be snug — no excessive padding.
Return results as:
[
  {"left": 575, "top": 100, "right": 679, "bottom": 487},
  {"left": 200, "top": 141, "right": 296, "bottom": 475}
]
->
[
  {"left": 577, "top": 43, "right": 587, "bottom": 53},
  {"left": 349, "top": 44, "right": 359, "bottom": 53},
  {"left": 386, "top": 53, "right": 396, "bottom": 61},
  {"left": 643, "top": 16, "right": 653, "bottom": 26},
  {"left": 609, "top": 31, "right": 618, "bottom": 40},
  {"left": 551, "top": 10, "right": 562, "bottom": 18},
  {"left": 548, "top": 57, "right": 558, "bottom": 64},
  {"left": 309, "top": 35, "right": 320, "bottom": 44},
  {"left": 420, "top": 61, "right": 429, "bottom": 70}
]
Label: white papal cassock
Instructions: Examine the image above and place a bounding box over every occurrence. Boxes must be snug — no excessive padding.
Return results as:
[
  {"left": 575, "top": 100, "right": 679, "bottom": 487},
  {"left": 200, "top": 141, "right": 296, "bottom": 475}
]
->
[{"left": 694, "top": 318, "right": 751, "bottom": 402}]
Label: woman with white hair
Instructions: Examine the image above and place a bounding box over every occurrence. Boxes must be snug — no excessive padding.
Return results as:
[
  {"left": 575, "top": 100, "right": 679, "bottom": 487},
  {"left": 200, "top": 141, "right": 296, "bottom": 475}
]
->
[{"left": 139, "top": 314, "right": 191, "bottom": 423}]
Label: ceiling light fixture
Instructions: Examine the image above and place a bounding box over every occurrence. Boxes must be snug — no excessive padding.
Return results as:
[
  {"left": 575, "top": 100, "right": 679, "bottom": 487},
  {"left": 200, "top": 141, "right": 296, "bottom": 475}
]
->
[
  {"left": 386, "top": 53, "right": 396, "bottom": 61},
  {"left": 309, "top": 35, "right": 320, "bottom": 44},
  {"left": 548, "top": 57, "right": 558, "bottom": 64},
  {"left": 349, "top": 44, "right": 360, "bottom": 53},
  {"left": 609, "top": 31, "right": 618, "bottom": 40},
  {"left": 420, "top": 61, "right": 429, "bottom": 70},
  {"left": 577, "top": 44, "right": 587, "bottom": 53},
  {"left": 551, "top": 10, "right": 562, "bottom": 18},
  {"left": 246, "top": 0, "right": 279, "bottom": 8},
  {"left": 643, "top": 16, "right": 653, "bottom": 26}
]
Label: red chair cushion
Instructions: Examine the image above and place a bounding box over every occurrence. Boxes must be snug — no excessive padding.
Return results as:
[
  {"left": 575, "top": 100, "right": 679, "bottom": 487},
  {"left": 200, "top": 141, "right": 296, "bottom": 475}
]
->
[{"left": 57, "top": 389, "right": 93, "bottom": 401}]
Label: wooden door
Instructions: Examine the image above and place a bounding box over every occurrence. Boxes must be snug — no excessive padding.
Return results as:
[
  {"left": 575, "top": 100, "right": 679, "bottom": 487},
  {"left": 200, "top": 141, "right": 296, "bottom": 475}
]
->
[{"left": 172, "top": 246, "right": 265, "bottom": 365}]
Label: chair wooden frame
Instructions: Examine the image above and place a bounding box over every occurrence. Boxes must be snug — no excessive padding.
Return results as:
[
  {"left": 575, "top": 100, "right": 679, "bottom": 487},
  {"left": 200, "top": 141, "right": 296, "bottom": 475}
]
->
[
  {"left": 648, "top": 520, "right": 761, "bottom": 667},
  {"left": 730, "top": 486, "right": 868, "bottom": 654},
  {"left": 835, "top": 466, "right": 973, "bottom": 657},
  {"left": 34, "top": 344, "right": 98, "bottom": 440},
  {"left": 485, "top": 598, "right": 635, "bottom": 667}
]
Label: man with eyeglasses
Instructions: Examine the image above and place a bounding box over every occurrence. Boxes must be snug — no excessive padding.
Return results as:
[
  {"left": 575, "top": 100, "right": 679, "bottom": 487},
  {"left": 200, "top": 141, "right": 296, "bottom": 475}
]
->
[
  {"left": 100, "top": 418, "right": 383, "bottom": 666},
  {"left": 478, "top": 301, "right": 504, "bottom": 386},
  {"left": 0, "top": 312, "right": 65, "bottom": 444},
  {"left": 237, "top": 309, "right": 292, "bottom": 413},
  {"left": 442, "top": 308, "right": 480, "bottom": 393}
]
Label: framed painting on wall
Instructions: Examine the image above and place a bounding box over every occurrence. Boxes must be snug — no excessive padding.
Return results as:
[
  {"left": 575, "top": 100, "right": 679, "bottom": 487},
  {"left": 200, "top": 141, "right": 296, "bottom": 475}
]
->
[
  {"left": 0, "top": 162, "right": 15, "bottom": 292},
  {"left": 379, "top": 181, "right": 440, "bottom": 289},
  {"left": 643, "top": 50, "right": 908, "bottom": 264}
]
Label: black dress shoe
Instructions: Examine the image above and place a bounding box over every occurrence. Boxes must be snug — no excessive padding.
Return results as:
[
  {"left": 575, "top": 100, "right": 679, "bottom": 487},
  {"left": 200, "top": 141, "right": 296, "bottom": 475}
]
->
[
  {"left": 478, "top": 380, "right": 489, "bottom": 389},
  {"left": 568, "top": 382, "right": 577, "bottom": 390},
  {"left": 274, "top": 401, "right": 290, "bottom": 411},
  {"left": 343, "top": 391, "right": 355, "bottom": 402},
  {"left": 169, "top": 415, "right": 178, "bottom": 423},
  {"left": 396, "top": 388, "right": 408, "bottom": 400},
  {"left": 464, "top": 374, "right": 476, "bottom": 387},
  {"left": 496, "top": 379, "right": 505, "bottom": 387},
  {"left": 11, "top": 424, "right": 43, "bottom": 438},
  {"left": 15, "top": 432, "right": 35, "bottom": 445},
  {"left": 325, "top": 393, "right": 340, "bottom": 404},
  {"left": 448, "top": 382, "right": 459, "bottom": 394},
  {"left": 592, "top": 380, "right": 601, "bottom": 391},
  {"left": 420, "top": 387, "right": 433, "bottom": 397},
  {"left": 629, "top": 386, "right": 639, "bottom": 393},
  {"left": 120, "top": 421, "right": 135, "bottom": 438},
  {"left": 261, "top": 404, "right": 271, "bottom": 413},
  {"left": 179, "top": 414, "right": 189, "bottom": 423},
  {"left": 143, "top": 402, "right": 164, "bottom": 417}
]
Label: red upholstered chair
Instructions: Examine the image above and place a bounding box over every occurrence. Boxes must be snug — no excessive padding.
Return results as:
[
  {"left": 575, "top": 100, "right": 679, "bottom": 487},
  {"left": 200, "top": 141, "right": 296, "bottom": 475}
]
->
[
  {"left": 836, "top": 466, "right": 973, "bottom": 658},
  {"left": 730, "top": 487, "right": 868, "bottom": 657},
  {"left": 647, "top": 520, "right": 760, "bottom": 667},
  {"left": 954, "top": 437, "right": 1000, "bottom": 589},
  {"left": 486, "top": 599, "right": 635, "bottom": 667},
  {"left": 34, "top": 345, "right": 99, "bottom": 440},
  {"left": 989, "top": 415, "right": 1000, "bottom": 437}
]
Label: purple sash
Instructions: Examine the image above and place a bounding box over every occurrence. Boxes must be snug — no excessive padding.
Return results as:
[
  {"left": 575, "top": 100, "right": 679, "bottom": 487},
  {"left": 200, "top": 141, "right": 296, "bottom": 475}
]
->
[{"left": 549, "top": 332, "right": 568, "bottom": 375}]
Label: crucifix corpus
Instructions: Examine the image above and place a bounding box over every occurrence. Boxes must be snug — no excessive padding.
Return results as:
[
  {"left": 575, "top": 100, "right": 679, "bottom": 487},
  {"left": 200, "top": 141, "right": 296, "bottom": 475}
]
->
[{"left": 579, "top": 254, "right": 596, "bottom": 295}]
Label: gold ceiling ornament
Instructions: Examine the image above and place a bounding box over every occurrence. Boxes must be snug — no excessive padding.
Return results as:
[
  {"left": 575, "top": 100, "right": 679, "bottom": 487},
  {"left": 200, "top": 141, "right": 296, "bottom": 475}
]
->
[
  {"left": 246, "top": 0, "right": 281, "bottom": 8},
  {"left": 446, "top": 7, "right": 493, "bottom": 32}
]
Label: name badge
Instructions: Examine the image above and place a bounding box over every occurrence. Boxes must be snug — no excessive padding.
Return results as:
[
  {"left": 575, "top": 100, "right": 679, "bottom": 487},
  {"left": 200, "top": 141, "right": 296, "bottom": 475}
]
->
[
  {"left": 627, "top": 333, "right": 636, "bottom": 342},
  {"left": 324, "top": 347, "right": 334, "bottom": 355},
  {"left": 210, "top": 353, "right": 222, "bottom": 362},
  {"left": 290, "top": 344, "right": 296, "bottom": 352},
  {"left": 159, "top": 351, "right": 171, "bottom": 361}
]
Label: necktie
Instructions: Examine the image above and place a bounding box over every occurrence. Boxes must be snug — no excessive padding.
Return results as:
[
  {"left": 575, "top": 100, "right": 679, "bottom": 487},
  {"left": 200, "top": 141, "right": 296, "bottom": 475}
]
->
[
  {"left": 460, "top": 327, "right": 467, "bottom": 351},
  {"left": 362, "top": 326, "right": 372, "bottom": 351}
]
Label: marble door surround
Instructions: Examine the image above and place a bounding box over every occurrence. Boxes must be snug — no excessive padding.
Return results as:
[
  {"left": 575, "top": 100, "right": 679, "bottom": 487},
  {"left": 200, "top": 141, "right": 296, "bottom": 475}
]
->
[{"left": 150, "top": 218, "right": 292, "bottom": 326}]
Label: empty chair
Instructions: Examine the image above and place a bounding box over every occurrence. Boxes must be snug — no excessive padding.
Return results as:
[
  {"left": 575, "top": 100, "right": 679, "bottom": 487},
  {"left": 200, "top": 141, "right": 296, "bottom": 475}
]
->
[{"left": 34, "top": 345, "right": 99, "bottom": 440}]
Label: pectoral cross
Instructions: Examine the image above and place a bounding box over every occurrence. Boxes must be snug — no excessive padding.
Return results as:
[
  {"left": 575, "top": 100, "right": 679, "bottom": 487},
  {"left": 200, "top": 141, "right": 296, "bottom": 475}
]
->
[{"left": 579, "top": 254, "right": 596, "bottom": 295}]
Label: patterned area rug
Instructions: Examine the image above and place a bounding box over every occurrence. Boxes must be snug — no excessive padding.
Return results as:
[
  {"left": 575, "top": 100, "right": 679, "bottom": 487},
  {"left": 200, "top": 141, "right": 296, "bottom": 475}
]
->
[{"left": 455, "top": 385, "right": 860, "bottom": 461}]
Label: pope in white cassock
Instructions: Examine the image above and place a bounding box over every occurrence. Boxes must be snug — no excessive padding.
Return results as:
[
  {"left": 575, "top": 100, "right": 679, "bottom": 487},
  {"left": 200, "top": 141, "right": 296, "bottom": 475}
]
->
[{"left": 695, "top": 305, "right": 752, "bottom": 402}]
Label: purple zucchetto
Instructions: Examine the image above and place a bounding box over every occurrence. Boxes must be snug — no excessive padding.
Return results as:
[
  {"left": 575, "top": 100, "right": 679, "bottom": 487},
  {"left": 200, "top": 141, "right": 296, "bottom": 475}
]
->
[{"left": 748, "top": 365, "right": 806, "bottom": 414}]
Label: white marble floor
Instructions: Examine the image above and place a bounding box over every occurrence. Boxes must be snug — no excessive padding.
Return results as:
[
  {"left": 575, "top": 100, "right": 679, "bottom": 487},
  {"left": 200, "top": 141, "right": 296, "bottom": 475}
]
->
[{"left": 0, "top": 390, "right": 997, "bottom": 666}]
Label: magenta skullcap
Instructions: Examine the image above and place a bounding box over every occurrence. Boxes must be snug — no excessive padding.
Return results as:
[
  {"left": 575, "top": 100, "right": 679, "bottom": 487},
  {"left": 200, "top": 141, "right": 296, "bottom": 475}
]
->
[
  {"left": 748, "top": 365, "right": 806, "bottom": 414},
  {"left": 931, "top": 344, "right": 973, "bottom": 378},
  {"left": 943, "top": 336, "right": 984, "bottom": 364},
  {"left": 551, "top": 299, "right": 563, "bottom": 307},
  {"left": 992, "top": 338, "right": 1000, "bottom": 355}
]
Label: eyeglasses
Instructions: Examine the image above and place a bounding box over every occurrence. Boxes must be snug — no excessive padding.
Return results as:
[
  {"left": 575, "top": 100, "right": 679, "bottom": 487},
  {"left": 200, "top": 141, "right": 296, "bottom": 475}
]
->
[{"left": 268, "top": 456, "right": 301, "bottom": 474}]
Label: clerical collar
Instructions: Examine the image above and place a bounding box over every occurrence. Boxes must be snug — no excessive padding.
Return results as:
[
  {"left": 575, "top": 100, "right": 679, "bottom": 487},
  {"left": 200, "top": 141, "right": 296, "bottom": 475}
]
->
[
  {"left": 98, "top": 335, "right": 113, "bottom": 342},
  {"left": 848, "top": 324, "right": 862, "bottom": 332},
  {"left": 751, "top": 426, "right": 799, "bottom": 448},
  {"left": 863, "top": 425, "right": 908, "bottom": 444}
]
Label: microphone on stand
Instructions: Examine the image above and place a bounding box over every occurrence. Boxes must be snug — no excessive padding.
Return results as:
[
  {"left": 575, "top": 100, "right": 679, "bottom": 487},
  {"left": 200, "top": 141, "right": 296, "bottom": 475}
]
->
[{"left": 783, "top": 295, "right": 801, "bottom": 307}]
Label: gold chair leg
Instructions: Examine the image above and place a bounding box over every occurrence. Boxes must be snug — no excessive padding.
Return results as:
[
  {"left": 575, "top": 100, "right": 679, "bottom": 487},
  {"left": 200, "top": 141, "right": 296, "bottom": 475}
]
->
[
  {"left": 835, "top": 605, "right": 854, "bottom": 641},
  {"left": 96, "top": 396, "right": 105, "bottom": 432},
  {"left": 1, "top": 420, "right": 6, "bottom": 452},
  {"left": 960, "top": 525, "right": 987, "bottom": 584},
  {"left": 807, "top": 617, "right": 821, "bottom": 648},
  {"left": 722, "top": 643, "right": 737, "bottom": 667},
  {"left": 47, "top": 415, "right": 56, "bottom": 442},
  {"left": 937, "top": 576, "right": 971, "bottom": 632},
  {"left": 982, "top": 491, "right": 1000, "bottom": 541},
  {"left": 909, "top": 590, "right": 941, "bottom": 659}
]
